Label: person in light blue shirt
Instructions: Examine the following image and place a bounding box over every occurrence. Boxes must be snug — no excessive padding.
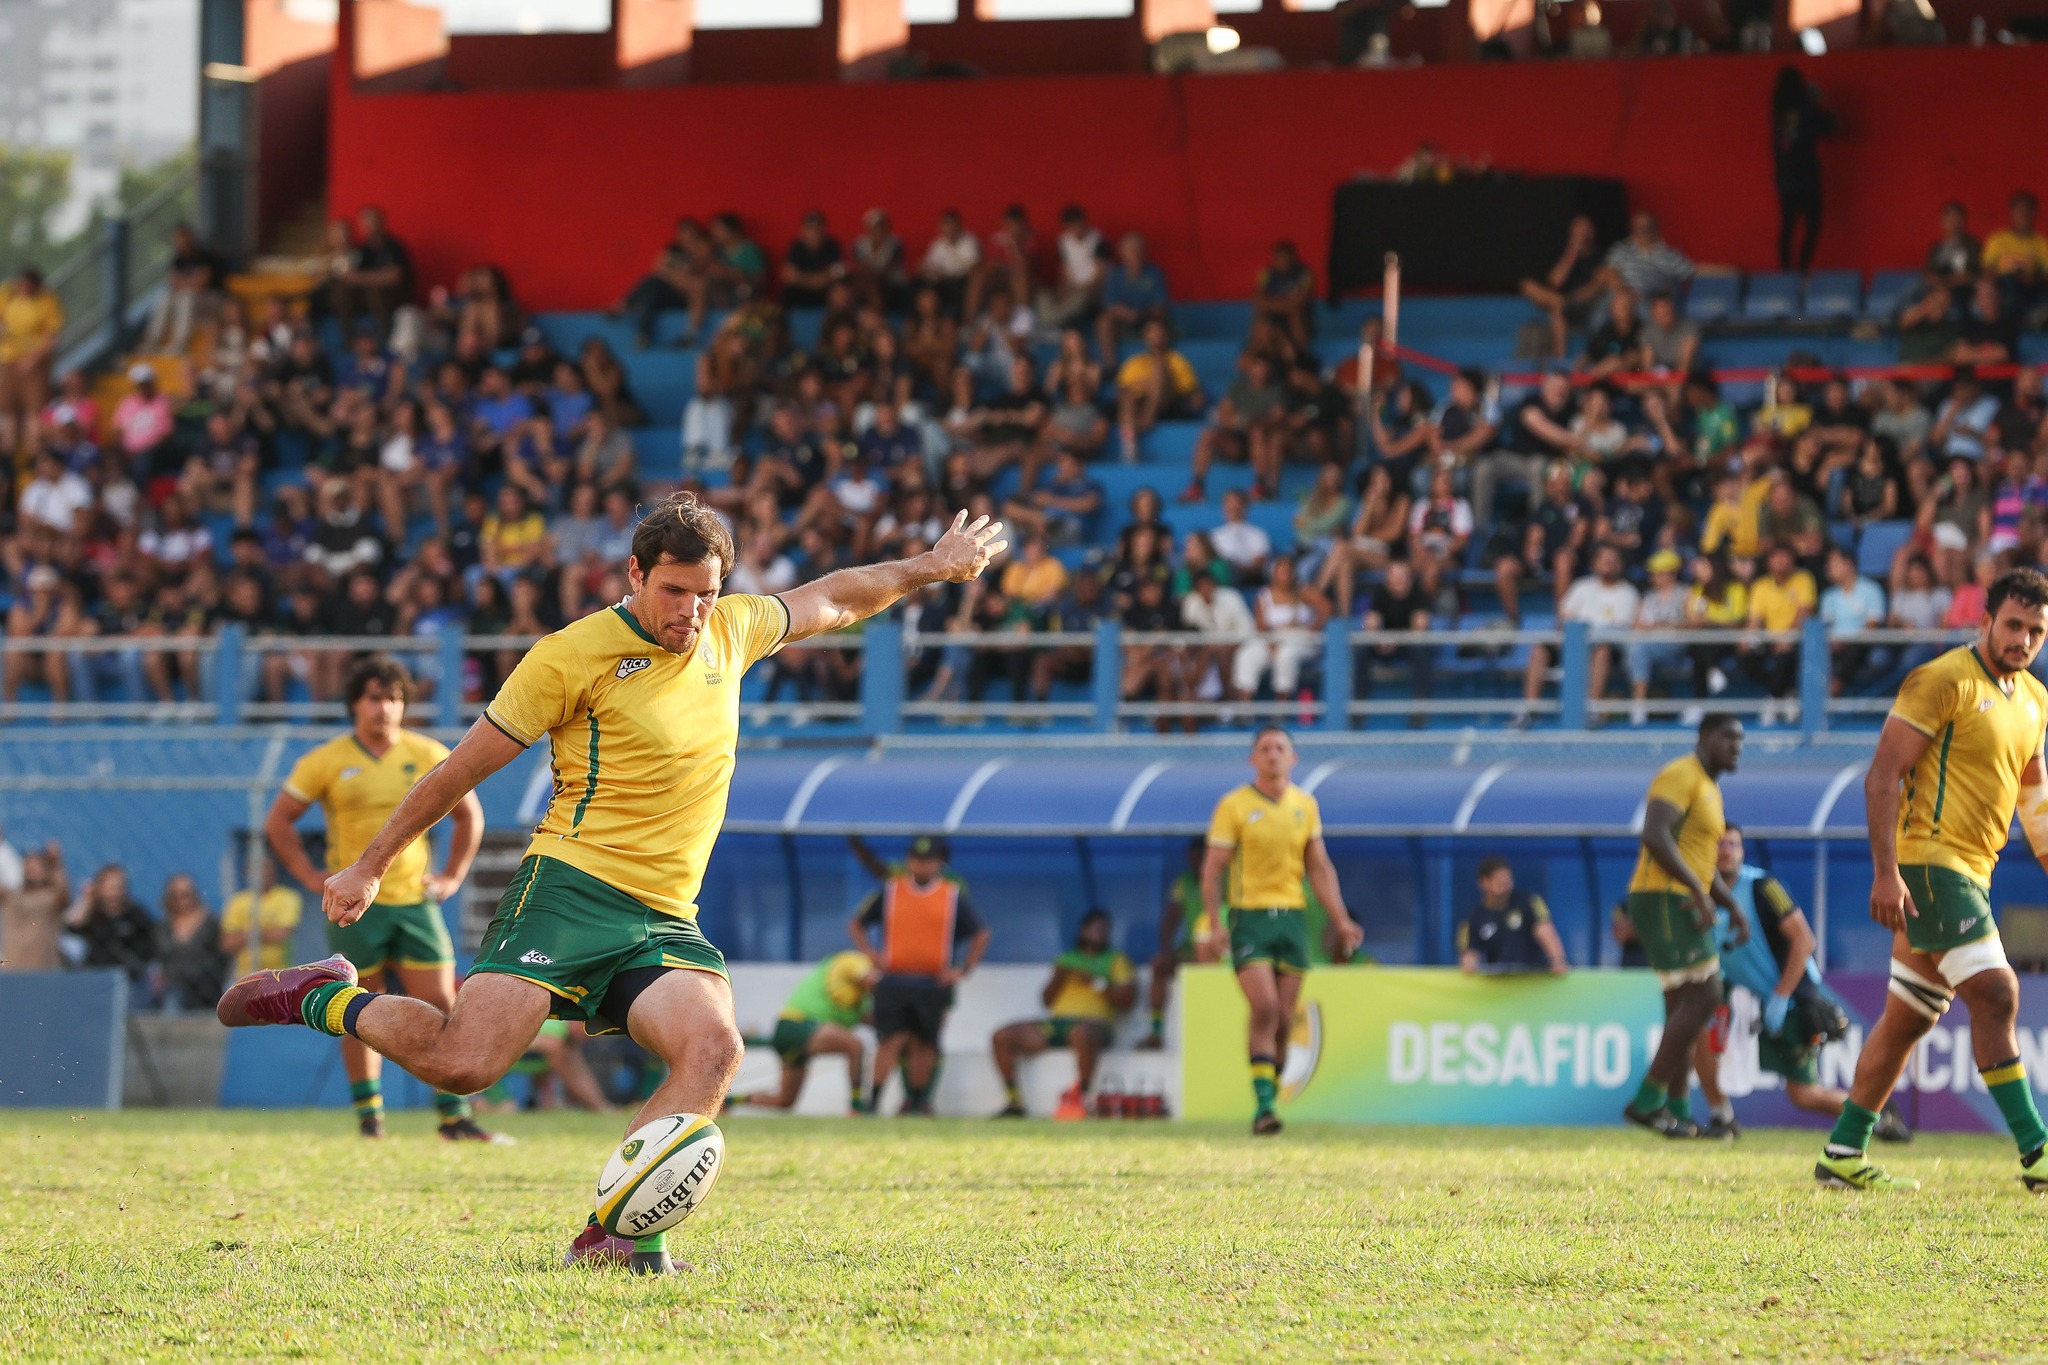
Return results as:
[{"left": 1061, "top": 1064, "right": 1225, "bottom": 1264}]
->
[
  {"left": 1096, "top": 232, "right": 1170, "bottom": 366},
  {"left": 1818, "top": 546, "right": 1889, "bottom": 695},
  {"left": 1693, "top": 825, "right": 1910, "bottom": 1142}
]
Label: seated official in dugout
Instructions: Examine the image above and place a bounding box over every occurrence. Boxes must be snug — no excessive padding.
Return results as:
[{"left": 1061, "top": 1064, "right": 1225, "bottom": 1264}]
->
[
  {"left": 733, "top": 950, "right": 879, "bottom": 1114},
  {"left": 992, "top": 909, "right": 1138, "bottom": 1119},
  {"left": 1457, "top": 857, "right": 1569, "bottom": 974}
]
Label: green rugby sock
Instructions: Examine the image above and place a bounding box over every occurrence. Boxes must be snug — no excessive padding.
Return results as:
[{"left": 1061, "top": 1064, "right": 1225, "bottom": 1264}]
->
[
  {"left": 1627, "top": 1079, "right": 1666, "bottom": 1117},
  {"left": 1003, "top": 1083, "right": 1021, "bottom": 1106},
  {"left": 1249, "top": 1055, "right": 1278, "bottom": 1114},
  {"left": 1148, "top": 1010, "right": 1164, "bottom": 1037},
  {"left": 1664, "top": 1090, "right": 1691, "bottom": 1124},
  {"left": 436, "top": 1092, "right": 474, "bottom": 1122},
  {"left": 1981, "top": 1058, "right": 2048, "bottom": 1155},
  {"left": 1826, "top": 1100, "right": 1879, "bottom": 1157},
  {"left": 302, "top": 982, "right": 370, "bottom": 1036},
  {"left": 350, "top": 1079, "right": 383, "bottom": 1118}
]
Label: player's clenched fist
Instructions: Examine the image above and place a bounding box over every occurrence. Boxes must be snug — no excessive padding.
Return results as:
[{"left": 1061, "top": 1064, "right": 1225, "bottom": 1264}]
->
[
  {"left": 929, "top": 511, "right": 1008, "bottom": 583},
  {"left": 323, "top": 862, "right": 382, "bottom": 926}
]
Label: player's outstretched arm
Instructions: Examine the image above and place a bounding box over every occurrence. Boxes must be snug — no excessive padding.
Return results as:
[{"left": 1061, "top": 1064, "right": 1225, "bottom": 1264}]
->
[
  {"left": 1865, "top": 717, "right": 1933, "bottom": 933},
  {"left": 323, "top": 719, "right": 526, "bottom": 926},
  {"left": 776, "top": 511, "right": 1007, "bottom": 643}
]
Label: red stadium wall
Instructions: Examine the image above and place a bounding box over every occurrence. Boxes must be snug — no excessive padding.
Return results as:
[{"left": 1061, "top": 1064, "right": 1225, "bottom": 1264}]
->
[{"left": 328, "top": 44, "right": 2048, "bottom": 311}]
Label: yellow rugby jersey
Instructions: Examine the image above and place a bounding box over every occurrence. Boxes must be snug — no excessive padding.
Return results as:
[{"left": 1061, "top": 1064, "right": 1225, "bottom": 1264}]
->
[
  {"left": 484, "top": 594, "right": 791, "bottom": 918},
  {"left": 1207, "top": 783, "right": 1322, "bottom": 910},
  {"left": 282, "top": 729, "right": 453, "bottom": 905},
  {"left": 1889, "top": 645, "right": 2048, "bottom": 886},
  {"left": 1629, "top": 754, "right": 1725, "bottom": 895},
  {"left": 1045, "top": 948, "right": 1135, "bottom": 1022}
]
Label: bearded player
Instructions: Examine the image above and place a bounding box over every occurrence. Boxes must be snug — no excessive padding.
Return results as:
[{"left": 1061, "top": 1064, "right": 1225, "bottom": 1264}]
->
[
  {"left": 1816, "top": 567, "right": 2048, "bottom": 1192},
  {"left": 218, "top": 494, "right": 1006, "bottom": 1270},
  {"left": 1196, "top": 726, "right": 1364, "bottom": 1136}
]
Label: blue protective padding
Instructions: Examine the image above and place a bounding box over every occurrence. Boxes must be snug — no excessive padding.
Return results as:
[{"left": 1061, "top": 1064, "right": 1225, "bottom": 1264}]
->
[
  {"left": 0, "top": 971, "right": 125, "bottom": 1107},
  {"left": 1720, "top": 768, "right": 1842, "bottom": 830},
  {"left": 952, "top": 761, "right": 1149, "bottom": 831},
  {"left": 1117, "top": 760, "right": 1261, "bottom": 827},
  {"left": 796, "top": 757, "right": 998, "bottom": 830},
  {"left": 219, "top": 1027, "right": 440, "bottom": 1109},
  {"left": 1469, "top": 768, "right": 1648, "bottom": 828},
  {"left": 722, "top": 754, "right": 840, "bottom": 827},
  {"left": 1307, "top": 765, "right": 1479, "bottom": 829}
]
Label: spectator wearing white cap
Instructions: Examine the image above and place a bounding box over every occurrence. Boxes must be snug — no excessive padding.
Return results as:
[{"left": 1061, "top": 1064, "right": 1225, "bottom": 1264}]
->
[
  {"left": 113, "top": 365, "right": 174, "bottom": 469},
  {"left": 4, "top": 564, "right": 86, "bottom": 709},
  {"left": 1627, "top": 550, "right": 1691, "bottom": 726}
]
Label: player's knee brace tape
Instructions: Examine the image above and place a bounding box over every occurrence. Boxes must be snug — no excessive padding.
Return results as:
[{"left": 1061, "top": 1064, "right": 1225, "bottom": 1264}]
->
[
  {"left": 1888, "top": 958, "right": 1955, "bottom": 1021},
  {"left": 1936, "top": 935, "right": 2012, "bottom": 989}
]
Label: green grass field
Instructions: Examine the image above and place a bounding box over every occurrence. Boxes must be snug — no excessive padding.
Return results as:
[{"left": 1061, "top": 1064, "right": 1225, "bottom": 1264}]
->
[{"left": 4, "top": 1110, "right": 2047, "bottom": 1363}]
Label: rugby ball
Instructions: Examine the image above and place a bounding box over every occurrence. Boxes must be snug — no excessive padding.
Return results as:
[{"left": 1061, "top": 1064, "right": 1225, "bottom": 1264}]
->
[{"left": 593, "top": 1114, "right": 725, "bottom": 1239}]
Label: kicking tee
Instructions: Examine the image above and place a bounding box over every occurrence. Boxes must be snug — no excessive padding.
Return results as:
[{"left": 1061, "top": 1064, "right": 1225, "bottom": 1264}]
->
[{"left": 485, "top": 595, "right": 790, "bottom": 918}]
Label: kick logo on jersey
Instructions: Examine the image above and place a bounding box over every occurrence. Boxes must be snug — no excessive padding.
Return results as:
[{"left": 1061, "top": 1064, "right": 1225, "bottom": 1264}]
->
[
  {"left": 616, "top": 657, "right": 651, "bottom": 680},
  {"left": 520, "top": 949, "right": 555, "bottom": 965}
]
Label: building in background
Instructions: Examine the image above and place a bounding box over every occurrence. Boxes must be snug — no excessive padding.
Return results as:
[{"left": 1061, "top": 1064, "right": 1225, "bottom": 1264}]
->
[{"left": 0, "top": 0, "right": 197, "bottom": 236}]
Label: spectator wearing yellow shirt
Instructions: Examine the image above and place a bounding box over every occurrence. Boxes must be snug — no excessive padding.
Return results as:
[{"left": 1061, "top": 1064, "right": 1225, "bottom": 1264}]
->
[
  {"left": 1115, "top": 316, "right": 1205, "bottom": 461},
  {"left": 0, "top": 267, "right": 64, "bottom": 462},
  {"left": 219, "top": 857, "right": 305, "bottom": 974},
  {"left": 1699, "top": 470, "right": 1761, "bottom": 560},
  {"left": 1684, "top": 553, "right": 1750, "bottom": 718},
  {"left": 1742, "top": 543, "right": 1815, "bottom": 722},
  {"left": 1753, "top": 377, "right": 1812, "bottom": 442},
  {"left": 1982, "top": 190, "right": 2048, "bottom": 314},
  {"left": 998, "top": 535, "right": 1070, "bottom": 618},
  {"left": 479, "top": 483, "right": 553, "bottom": 585}
]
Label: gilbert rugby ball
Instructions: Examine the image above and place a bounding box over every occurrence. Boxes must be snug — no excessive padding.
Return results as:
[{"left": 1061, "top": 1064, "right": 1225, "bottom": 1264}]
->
[{"left": 594, "top": 1113, "right": 725, "bottom": 1239}]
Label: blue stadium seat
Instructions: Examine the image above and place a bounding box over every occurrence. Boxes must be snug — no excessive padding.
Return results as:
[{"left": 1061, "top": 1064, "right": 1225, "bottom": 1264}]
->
[
  {"left": 1803, "top": 271, "right": 1862, "bottom": 321},
  {"left": 1684, "top": 276, "right": 1741, "bottom": 323},
  {"left": 1741, "top": 273, "right": 1802, "bottom": 322},
  {"left": 1864, "top": 270, "right": 1922, "bottom": 322},
  {"left": 1171, "top": 301, "right": 1253, "bottom": 340},
  {"left": 1856, "top": 520, "right": 1914, "bottom": 580}
]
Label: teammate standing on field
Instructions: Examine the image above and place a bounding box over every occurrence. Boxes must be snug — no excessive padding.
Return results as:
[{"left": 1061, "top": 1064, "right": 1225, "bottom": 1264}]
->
[
  {"left": 1139, "top": 838, "right": 1211, "bottom": 1049},
  {"left": 219, "top": 494, "right": 1006, "bottom": 1272},
  {"left": 1691, "top": 825, "right": 1909, "bottom": 1142},
  {"left": 1620, "top": 713, "right": 1749, "bottom": 1139},
  {"left": 732, "top": 950, "right": 878, "bottom": 1113},
  {"left": 1197, "top": 727, "right": 1364, "bottom": 1136},
  {"left": 263, "top": 655, "right": 501, "bottom": 1142},
  {"left": 1817, "top": 568, "right": 2048, "bottom": 1192}
]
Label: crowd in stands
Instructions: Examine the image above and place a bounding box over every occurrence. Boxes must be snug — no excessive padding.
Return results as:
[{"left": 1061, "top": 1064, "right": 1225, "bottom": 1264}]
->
[
  {"left": 0, "top": 824, "right": 298, "bottom": 1010},
  {"left": 0, "top": 186, "right": 2045, "bottom": 726}
]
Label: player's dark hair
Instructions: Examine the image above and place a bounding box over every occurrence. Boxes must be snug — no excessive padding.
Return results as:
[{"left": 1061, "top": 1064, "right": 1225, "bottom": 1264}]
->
[
  {"left": 1724, "top": 822, "right": 1743, "bottom": 837},
  {"left": 344, "top": 654, "right": 413, "bottom": 708},
  {"left": 1252, "top": 724, "right": 1292, "bottom": 748},
  {"left": 631, "top": 490, "right": 735, "bottom": 579},
  {"left": 1986, "top": 567, "right": 2048, "bottom": 616},
  {"left": 1080, "top": 907, "right": 1112, "bottom": 929},
  {"left": 1476, "top": 856, "right": 1511, "bottom": 881},
  {"left": 1698, "top": 711, "right": 1739, "bottom": 739}
]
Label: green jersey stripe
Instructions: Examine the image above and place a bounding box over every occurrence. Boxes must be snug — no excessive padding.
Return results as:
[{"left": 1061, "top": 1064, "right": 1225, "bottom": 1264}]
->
[
  {"left": 1930, "top": 722, "right": 1955, "bottom": 829},
  {"left": 570, "top": 709, "right": 601, "bottom": 831}
]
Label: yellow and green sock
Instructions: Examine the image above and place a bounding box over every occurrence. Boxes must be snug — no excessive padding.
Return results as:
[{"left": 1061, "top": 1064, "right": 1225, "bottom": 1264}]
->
[
  {"left": 1003, "top": 1083, "right": 1022, "bottom": 1107},
  {"left": 301, "top": 982, "right": 372, "bottom": 1038},
  {"left": 436, "top": 1092, "right": 474, "bottom": 1124},
  {"left": 1249, "top": 1054, "right": 1277, "bottom": 1115},
  {"left": 350, "top": 1078, "right": 383, "bottom": 1121},
  {"left": 1981, "top": 1058, "right": 2048, "bottom": 1156}
]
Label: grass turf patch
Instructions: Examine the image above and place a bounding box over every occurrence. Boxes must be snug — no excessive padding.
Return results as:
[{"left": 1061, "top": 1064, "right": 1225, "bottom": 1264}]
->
[{"left": 2, "top": 1110, "right": 2045, "bottom": 1362}]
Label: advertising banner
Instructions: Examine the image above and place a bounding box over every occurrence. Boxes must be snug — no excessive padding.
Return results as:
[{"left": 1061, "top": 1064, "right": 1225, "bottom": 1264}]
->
[{"left": 1179, "top": 967, "right": 2048, "bottom": 1132}]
